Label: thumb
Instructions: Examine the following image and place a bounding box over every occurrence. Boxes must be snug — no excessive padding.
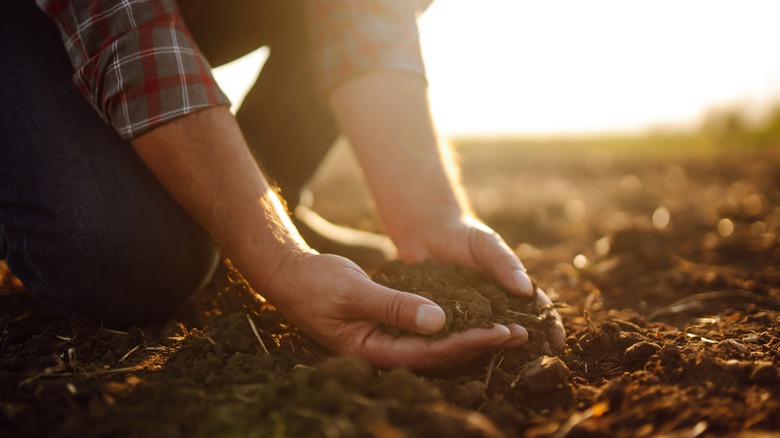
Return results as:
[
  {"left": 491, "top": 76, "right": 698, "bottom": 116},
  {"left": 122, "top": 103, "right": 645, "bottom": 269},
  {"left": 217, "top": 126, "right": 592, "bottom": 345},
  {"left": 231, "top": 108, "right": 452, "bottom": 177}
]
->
[{"left": 350, "top": 281, "right": 446, "bottom": 335}]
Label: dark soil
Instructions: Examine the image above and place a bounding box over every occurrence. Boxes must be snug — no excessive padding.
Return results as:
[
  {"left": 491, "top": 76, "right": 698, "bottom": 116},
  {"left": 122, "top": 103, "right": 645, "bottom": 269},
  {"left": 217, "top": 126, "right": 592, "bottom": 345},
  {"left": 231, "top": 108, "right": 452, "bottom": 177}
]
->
[
  {"left": 373, "top": 260, "right": 555, "bottom": 343},
  {"left": 2, "top": 143, "right": 780, "bottom": 437}
]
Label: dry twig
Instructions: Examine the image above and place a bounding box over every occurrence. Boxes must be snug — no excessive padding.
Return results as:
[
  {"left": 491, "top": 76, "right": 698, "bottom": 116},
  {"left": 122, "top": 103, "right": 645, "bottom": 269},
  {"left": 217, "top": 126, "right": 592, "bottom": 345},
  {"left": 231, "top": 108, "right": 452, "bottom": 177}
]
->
[
  {"left": 484, "top": 352, "right": 498, "bottom": 387},
  {"left": 118, "top": 345, "right": 140, "bottom": 363},
  {"left": 246, "top": 313, "right": 269, "bottom": 353},
  {"left": 67, "top": 348, "right": 78, "bottom": 372},
  {"left": 19, "top": 364, "right": 144, "bottom": 386},
  {"left": 103, "top": 328, "right": 129, "bottom": 336},
  {"left": 647, "top": 289, "right": 780, "bottom": 320}
]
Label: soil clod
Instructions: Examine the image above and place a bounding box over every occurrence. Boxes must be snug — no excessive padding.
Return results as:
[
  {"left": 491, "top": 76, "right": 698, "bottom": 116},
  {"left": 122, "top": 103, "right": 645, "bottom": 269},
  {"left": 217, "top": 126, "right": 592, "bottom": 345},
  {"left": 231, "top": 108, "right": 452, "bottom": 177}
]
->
[
  {"left": 3, "top": 145, "right": 780, "bottom": 436},
  {"left": 372, "top": 260, "right": 554, "bottom": 345}
]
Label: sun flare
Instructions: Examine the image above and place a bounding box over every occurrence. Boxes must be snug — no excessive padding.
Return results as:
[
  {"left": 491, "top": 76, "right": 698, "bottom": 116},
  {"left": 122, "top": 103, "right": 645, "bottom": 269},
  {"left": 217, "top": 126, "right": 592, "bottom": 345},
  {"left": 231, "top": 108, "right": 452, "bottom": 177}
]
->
[{"left": 213, "top": 0, "right": 780, "bottom": 137}]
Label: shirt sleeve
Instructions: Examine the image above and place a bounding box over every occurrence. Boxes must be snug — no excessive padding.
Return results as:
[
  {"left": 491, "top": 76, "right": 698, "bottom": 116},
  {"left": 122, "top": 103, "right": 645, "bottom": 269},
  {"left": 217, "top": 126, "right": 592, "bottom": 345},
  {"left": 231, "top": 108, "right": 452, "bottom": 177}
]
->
[
  {"left": 307, "top": 0, "right": 428, "bottom": 95},
  {"left": 35, "top": 0, "right": 230, "bottom": 141}
]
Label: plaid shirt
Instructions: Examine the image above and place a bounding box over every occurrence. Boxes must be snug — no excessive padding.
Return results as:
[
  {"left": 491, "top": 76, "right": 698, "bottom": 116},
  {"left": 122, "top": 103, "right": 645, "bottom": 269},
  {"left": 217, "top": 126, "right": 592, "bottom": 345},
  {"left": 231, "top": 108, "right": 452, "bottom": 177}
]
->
[
  {"left": 307, "top": 0, "right": 427, "bottom": 93},
  {"left": 35, "top": 0, "right": 426, "bottom": 141}
]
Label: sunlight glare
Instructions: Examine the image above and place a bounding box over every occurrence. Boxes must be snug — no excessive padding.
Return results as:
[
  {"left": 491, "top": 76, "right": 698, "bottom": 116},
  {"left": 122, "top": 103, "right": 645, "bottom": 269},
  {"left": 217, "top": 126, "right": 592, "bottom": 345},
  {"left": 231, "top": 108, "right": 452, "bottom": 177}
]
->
[
  {"left": 212, "top": 47, "right": 269, "bottom": 114},
  {"left": 212, "top": 2, "right": 780, "bottom": 137},
  {"left": 418, "top": 0, "right": 780, "bottom": 135}
]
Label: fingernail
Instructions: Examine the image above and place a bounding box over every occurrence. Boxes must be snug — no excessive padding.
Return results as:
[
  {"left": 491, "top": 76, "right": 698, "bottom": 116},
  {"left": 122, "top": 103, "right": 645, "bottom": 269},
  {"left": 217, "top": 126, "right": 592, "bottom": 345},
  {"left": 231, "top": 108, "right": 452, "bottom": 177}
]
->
[
  {"left": 505, "top": 324, "right": 529, "bottom": 348},
  {"left": 415, "top": 304, "right": 445, "bottom": 334},
  {"left": 552, "top": 324, "right": 566, "bottom": 350},
  {"left": 508, "top": 324, "right": 529, "bottom": 341},
  {"left": 512, "top": 269, "right": 533, "bottom": 296},
  {"left": 490, "top": 324, "right": 512, "bottom": 346}
]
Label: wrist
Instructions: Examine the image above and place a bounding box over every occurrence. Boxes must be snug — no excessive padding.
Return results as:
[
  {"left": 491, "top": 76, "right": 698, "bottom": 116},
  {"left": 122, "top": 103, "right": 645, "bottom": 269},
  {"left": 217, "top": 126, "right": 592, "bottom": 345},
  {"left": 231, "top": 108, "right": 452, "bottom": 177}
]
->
[
  {"left": 238, "top": 243, "right": 316, "bottom": 303},
  {"left": 226, "top": 190, "right": 316, "bottom": 299}
]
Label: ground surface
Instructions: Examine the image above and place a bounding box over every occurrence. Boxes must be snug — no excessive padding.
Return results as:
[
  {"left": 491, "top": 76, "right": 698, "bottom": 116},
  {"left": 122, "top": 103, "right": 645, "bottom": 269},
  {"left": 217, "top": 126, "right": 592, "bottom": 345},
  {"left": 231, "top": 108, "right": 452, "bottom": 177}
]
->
[{"left": 2, "top": 141, "right": 780, "bottom": 437}]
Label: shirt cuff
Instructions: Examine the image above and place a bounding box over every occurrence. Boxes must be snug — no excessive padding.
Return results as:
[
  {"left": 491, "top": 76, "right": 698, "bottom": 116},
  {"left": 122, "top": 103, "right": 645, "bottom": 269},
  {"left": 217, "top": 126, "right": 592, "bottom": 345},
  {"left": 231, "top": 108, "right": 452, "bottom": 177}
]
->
[
  {"left": 72, "top": 8, "right": 229, "bottom": 140},
  {"left": 308, "top": 0, "right": 427, "bottom": 95}
]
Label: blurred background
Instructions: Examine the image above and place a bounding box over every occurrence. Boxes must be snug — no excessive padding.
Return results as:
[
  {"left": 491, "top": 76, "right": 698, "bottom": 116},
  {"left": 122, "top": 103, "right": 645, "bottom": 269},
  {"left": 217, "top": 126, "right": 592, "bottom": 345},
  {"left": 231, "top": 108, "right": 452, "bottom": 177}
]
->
[{"left": 213, "top": 0, "right": 780, "bottom": 139}]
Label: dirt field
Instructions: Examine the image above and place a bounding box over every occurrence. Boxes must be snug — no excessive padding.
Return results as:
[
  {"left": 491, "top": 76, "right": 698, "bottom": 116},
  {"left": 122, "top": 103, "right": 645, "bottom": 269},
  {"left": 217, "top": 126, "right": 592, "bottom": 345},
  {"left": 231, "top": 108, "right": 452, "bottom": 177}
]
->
[{"left": 2, "top": 140, "right": 779, "bottom": 437}]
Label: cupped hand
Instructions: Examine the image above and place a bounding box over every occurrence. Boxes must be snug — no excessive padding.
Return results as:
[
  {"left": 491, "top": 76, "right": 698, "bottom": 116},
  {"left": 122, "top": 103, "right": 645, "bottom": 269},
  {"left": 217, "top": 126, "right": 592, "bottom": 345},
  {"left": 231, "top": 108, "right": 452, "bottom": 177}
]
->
[
  {"left": 393, "top": 214, "right": 566, "bottom": 350},
  {"left": 262, "top": 252, "right": 529, "bottom": 370}
]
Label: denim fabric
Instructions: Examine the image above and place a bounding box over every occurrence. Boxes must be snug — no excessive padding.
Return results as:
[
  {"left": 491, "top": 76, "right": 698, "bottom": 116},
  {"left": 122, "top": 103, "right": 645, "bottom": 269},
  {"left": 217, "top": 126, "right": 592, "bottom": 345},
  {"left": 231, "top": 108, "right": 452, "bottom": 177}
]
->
[
  {"left": 0, "top": 0, "right": 219, "bottom": 328},
  {"left": 179, "top": 0, "right": 341, "bottom": 209}
]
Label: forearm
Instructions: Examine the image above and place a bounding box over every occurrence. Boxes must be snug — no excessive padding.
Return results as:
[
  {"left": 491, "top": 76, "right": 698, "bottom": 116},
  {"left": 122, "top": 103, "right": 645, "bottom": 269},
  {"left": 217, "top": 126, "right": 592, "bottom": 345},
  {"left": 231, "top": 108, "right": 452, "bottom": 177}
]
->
[
  {"left": 328, "top": 72, "right": 471, "bottom": 251},
  {"left": 127, "top": 88, "right": 545, "bottom": 365},
  {"left": 131, "top": 106, "right": 311, "bottom": 292}
]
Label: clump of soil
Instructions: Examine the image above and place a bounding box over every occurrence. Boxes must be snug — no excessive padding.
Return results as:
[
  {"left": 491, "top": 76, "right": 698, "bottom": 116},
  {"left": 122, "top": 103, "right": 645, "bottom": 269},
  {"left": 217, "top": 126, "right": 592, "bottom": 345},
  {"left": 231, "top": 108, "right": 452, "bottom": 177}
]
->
[
  {"left": 2, "top": 145, "right": 780, "bottom": 437},
  {"left": 372, "top": 260, "right": 555, "bottom": 345}
]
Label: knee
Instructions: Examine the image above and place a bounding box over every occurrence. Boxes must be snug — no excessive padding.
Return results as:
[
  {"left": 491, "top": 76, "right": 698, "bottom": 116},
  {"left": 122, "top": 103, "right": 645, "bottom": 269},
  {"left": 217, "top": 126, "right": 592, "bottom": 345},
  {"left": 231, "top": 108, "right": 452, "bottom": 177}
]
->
[{"left": 5, "top": 189, "right": 219, "bottom": 328}]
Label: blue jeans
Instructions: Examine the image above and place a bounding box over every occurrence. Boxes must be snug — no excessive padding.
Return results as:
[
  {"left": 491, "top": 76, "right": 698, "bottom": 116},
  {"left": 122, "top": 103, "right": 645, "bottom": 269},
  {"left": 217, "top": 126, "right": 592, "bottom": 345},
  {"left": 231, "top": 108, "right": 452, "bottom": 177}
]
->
[
  {"left": 0, "top": 1, "right": 220, "bottom": 327},
  {"left": 1, "top": 0, "right": 342, "bottom": 327},
  {"left": 179, "top": 0, "right": 341, "bottom": 209}
]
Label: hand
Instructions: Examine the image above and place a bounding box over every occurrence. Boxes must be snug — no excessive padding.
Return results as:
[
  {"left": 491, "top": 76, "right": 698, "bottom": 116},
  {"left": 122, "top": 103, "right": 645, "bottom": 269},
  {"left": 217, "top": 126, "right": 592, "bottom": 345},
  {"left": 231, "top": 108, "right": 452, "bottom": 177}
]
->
[
  {"left": 394, "top": 214, "right": 566, "bottom": 350},
  {"left": 327, "top": 72, "right": 565, "bottom": 353},
  {"left": 262, "top": 252, "right": 529, "bottom": 370}
]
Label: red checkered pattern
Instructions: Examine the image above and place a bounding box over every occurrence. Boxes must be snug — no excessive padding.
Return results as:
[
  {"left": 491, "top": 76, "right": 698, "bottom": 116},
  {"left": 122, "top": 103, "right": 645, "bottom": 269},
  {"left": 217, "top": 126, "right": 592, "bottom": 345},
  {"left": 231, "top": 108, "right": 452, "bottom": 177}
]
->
[
  {"left": 36, "top": 0, "right": 229, "bottom": 140},
  {"left": 36, "top": 0, "right": 427, "bottom": 141}
]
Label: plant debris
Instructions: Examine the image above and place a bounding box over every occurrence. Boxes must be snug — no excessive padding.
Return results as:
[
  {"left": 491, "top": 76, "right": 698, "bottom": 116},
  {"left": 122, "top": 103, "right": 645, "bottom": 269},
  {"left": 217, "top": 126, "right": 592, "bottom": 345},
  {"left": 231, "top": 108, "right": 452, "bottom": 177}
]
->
[
  {"left": 372, "top": 260, "right": 555, "bottom": 343},
  {"left": 2, "top": 144, "right": 780, "bottom": 437}
]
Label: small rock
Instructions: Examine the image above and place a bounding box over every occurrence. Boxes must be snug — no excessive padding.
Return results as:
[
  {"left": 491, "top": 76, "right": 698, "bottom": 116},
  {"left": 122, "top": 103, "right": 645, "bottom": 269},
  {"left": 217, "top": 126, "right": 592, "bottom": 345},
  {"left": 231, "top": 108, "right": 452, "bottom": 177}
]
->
[
  {"left": 750, "top": 362, "right": 779, "bottom": 384},
  {"left": 622, "top": 342, "right": 661, "bottom": 364},
  {"left": 618, "top": 331, "right": 645, "bottom": 347},
  {"left": 452, "top": 381, "right": 487, "bottom": 409},
  {"left": 747, "top": 313, "right": 772, "bottom": 325},
  {"left": 517, "top": 356, "right": 570, "bottom": 396},
  {"left": 160, "top": 320, "right": 187, "bottom": 346},
  {"left": 723, "top": 359, "right": 747, "bottom": 374},
  {"left": 722, "top": 339, "right": 748, "bottom": 354},
  {"left": 613, "top": 319, "right": 643, "bottom": 333}
]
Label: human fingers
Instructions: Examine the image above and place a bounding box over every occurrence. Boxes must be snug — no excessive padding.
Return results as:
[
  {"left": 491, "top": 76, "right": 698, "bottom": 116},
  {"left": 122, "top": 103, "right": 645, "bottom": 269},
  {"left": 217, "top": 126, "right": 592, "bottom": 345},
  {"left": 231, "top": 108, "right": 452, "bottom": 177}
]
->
[
  {"left": 536, "top": 287, "right": 566, "bottom": 350},
  {"left": 359, "top": 324, "right": 513, "bottom": 370},
  {"left": 343, "top": 277, "right": 447, "bottom": 335},
  {"left": 504, "top": 323, "right": 530, "bottom": 348},
  {"left": 467, "top": 225, "right": 534, "bottom": 297},
  {"left": 466, "top": 227, "right": 564, "bottom": 349}
]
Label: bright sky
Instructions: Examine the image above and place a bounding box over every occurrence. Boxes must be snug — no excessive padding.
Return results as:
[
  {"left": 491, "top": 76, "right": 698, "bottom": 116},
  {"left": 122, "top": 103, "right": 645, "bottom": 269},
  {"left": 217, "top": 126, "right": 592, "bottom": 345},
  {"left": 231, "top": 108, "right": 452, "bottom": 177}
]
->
[{"left": 213, "top": 0, "right": 780, "bottom": 137}]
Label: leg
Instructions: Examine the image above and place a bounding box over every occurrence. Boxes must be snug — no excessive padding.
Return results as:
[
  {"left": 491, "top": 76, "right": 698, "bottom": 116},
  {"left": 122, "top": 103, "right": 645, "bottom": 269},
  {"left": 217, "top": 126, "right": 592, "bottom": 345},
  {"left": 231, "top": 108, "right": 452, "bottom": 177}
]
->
[
  {"left": 180, "top": 0, "right": 340, "bottom": 208},
  {"left": 180, "top": 1, "right": 394, "bottom": 268},
  {"left": 0, "top": 0, "right": 219, "bottom": 328}
]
